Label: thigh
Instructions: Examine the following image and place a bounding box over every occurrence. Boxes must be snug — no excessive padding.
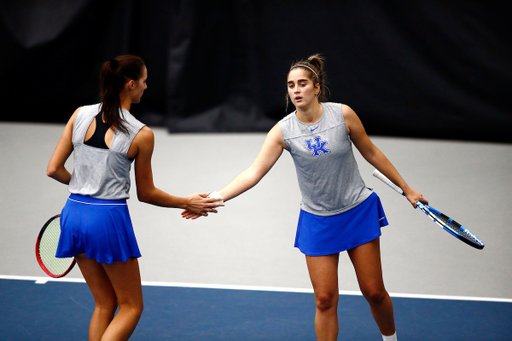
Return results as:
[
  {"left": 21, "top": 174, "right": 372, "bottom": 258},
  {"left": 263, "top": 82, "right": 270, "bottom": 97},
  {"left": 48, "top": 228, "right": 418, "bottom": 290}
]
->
[
  {"left": 347, "top": 238, "right": 385, "bottom": 292},
  {"left": 75, "top": 253, "right": 116, "bottom": 305},
  {"left": 102, "top": 258, "right": 143, "bottom": 306},
  {"left": 306, "top": 253, "right": 340, "bottom": 295}
]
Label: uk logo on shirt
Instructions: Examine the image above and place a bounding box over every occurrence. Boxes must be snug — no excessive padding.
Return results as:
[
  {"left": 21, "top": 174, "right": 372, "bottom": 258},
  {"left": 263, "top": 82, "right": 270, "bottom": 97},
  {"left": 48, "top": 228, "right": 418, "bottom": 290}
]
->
[{"left": 306, "top": 136, "right": 331, "bottom": 156}]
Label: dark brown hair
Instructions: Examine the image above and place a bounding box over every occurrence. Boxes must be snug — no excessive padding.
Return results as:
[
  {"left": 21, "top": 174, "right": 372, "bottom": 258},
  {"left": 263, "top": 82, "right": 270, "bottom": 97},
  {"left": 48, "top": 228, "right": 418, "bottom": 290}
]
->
[{"left": 99, "top": 55, "right": 145, "bottom": 134}]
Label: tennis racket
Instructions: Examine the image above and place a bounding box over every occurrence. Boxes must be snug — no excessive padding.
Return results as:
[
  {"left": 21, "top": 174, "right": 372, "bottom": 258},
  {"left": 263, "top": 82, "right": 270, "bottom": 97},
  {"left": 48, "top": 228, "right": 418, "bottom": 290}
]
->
[
  {"left": 35, "top": 214, "right": 76, "bottom": 277},
  {"left": 373, "top": 170, "right": 484, "bottom": 250}
]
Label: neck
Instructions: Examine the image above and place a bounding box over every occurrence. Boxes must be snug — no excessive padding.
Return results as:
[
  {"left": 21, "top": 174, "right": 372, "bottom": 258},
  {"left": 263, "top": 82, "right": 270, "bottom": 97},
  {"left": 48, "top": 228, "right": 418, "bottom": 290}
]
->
[
  {"left": 297, "top": 102, "right": 322, "bottom": 124},
  {"left": 120, "top": 94, "right": 131, "bottom": 111}
]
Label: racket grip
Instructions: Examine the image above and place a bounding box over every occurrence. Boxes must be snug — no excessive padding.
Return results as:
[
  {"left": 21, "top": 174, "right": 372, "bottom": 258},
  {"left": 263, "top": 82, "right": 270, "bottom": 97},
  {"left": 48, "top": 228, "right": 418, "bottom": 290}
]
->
[{"left": 372, "top": 170, "right": 404, "bottom": 195}]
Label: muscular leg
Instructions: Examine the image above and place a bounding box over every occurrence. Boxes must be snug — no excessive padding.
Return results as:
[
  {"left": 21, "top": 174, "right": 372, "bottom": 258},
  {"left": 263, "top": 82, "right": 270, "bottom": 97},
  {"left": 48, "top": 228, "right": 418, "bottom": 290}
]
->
[
  {"left": 306, "top": 253, "right": 340, "bottom": 341},
  {"left": 75, "top": 255, "right": 143, "bottom": 341},
  {"left": 75, "top": 254, "right": 118, "bottom": 341},
  {"left": 101, "top": 258, "right": 143, "bottom": 341},
  {"left": 347, "top": 238, "right": 395, "bottom": 336}
]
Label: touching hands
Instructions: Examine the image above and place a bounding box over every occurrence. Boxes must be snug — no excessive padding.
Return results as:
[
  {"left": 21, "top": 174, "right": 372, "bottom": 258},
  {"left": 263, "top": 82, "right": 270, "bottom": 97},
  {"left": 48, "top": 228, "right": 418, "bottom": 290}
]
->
[{"left": 182, "top": 192, "right": 224, "bottom": 220}]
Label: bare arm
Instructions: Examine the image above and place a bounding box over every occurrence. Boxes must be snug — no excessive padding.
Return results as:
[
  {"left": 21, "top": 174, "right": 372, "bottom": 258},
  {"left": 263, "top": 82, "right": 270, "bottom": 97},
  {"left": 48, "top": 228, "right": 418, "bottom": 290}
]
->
[
  {"left": 181, "top": 124, "right": 285, "bottom": 219},
  {"left": 47, "top": 108, "right": 80, "bottom": 184},
  {"left": 132, "top": 126, "right": 221, "bottom": 215},
  {"left": 219, "top": 124, "right": 285, "bottom": 201},
  {"left": 343, "top": 104, "right": 427, "bottom": 207}
]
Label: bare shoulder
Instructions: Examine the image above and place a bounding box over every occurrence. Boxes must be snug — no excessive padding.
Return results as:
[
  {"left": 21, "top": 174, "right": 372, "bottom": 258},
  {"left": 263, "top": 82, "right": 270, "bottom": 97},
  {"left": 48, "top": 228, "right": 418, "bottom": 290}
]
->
[
  {"left": 268, "top": 123, "right": 283, "bottom": 136},
  {"left": 133, "top": 126, "right": 155, "bottom": 148},
  {"left": 128, "top": 126, "right": 154, "bottom": 159},
  {"left": 341, "top": 104, "right": 357, "bottom": 118},
  {"left": 69, "top": 106, "right": 82, "bottom": 122},
  {"left": 267, "top": 123, "right": 286, "bottom": 148},
  {"left": 136, "top": 126, "right": 154, "bottom": 139},
  {"left": 63, "top": 106, "right": 83, "bottom": 132},
  {"left": 341, "top": 104, "right": 365, "bottom": 136}
]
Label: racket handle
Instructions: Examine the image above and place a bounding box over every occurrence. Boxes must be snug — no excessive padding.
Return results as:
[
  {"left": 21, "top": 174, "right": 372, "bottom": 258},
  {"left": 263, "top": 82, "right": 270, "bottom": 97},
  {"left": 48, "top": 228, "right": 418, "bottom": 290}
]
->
[{"left": 372, "top": 170, "right": 404, "bottom": 195}]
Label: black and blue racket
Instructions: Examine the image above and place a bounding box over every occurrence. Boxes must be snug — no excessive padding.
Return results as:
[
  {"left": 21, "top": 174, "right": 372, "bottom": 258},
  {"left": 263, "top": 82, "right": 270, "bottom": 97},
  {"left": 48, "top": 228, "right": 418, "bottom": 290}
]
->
[{"left": 373, "top": 170, "right": 484, "bottom": 250}]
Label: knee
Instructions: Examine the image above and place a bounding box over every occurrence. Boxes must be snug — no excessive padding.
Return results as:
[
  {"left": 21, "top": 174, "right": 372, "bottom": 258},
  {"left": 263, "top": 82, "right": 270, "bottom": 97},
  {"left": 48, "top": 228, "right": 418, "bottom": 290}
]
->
[
  {"left": 136, "top": 302, "right": 144, "bottom": 317},
  {"left": 362, "top": 287, "right": 388, "bottom": 306},
  {"left": 95, "top": 296, "right": 118, "bottom": 314},
  {"left": 120, "top": 301, "right": 144, "bottom": 318},
  {"left": 315, "top": 291, "right": 339, "bottom": 312}
]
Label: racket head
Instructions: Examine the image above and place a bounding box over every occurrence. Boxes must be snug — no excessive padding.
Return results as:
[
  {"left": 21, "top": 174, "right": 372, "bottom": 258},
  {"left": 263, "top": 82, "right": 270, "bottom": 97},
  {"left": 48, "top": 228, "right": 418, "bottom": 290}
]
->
[
  {"left": 35, "top": 214, "right": 76, "bottom": 278},
  {"left": 417, "top": 202, "right": 485, "bottom": 250}
]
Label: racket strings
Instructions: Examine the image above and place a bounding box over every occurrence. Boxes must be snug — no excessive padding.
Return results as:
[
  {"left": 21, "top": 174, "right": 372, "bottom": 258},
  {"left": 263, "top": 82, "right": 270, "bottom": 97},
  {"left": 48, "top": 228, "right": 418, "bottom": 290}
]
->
[{"left": 38, "top": 218, "right": 74, "bottom": 276}]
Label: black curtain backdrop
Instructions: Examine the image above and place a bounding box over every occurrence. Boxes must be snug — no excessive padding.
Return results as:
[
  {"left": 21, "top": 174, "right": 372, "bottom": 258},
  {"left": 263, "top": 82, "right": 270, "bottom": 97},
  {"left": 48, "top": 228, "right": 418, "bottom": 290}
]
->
[{"left": 0, "top": 0, "right": 510, "bottom": 142}]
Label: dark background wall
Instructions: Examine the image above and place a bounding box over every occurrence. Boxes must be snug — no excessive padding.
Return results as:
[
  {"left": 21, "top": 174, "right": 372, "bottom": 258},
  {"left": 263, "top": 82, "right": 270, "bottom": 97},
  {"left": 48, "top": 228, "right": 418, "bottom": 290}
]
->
[{"left": 1, "top": 0, "right": 510, "bottom": 142}]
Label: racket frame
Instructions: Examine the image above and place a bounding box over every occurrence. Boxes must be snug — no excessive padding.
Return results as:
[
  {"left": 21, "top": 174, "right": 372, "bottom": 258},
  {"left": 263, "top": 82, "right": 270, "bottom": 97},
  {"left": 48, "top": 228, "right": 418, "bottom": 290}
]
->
[
  {"left": 35, "top": 214, "right": 77, "bottom": 278},
  {"left": 372, "top": 170, "right": 484, "bottom": 250}
]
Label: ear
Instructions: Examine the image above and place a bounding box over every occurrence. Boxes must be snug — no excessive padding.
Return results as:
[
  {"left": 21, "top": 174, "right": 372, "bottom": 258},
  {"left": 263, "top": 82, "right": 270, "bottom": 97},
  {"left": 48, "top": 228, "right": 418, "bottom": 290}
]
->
[{"left": 315, "top": 82, "right": 320, "bottom": 95}]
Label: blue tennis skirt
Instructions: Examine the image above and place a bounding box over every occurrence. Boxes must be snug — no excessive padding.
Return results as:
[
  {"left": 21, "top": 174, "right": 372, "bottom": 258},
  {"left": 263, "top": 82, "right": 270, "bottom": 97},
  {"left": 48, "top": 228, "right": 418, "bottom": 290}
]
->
[
  {"left": 294, "top": 192, "right": 388, "bottom": 256},
  {"left": 56, "top": 194, "right": 141, "bottom": 264}
]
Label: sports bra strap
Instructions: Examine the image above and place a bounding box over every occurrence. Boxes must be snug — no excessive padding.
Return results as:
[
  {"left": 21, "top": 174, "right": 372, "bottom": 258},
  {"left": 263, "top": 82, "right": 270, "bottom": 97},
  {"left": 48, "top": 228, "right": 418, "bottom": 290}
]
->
[{"left": 84, "top": 113, "right": 111, "bottom": 149}]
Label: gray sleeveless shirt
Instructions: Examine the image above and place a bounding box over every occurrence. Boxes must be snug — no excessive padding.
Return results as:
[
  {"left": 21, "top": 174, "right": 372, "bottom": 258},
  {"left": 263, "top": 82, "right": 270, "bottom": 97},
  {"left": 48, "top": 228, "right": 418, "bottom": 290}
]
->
[
  {"left": 68, "top": 104, "right": 146, "bottom": 200},
  {"left": 278, "top": 102, "right": 372, "bottom": 216}
]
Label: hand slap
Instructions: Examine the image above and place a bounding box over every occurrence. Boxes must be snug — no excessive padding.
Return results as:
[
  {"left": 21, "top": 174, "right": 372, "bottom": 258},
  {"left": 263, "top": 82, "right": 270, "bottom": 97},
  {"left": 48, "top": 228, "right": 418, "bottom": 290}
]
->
[{"left": 182, "top": 191, "right": 224, "bottom": 220}]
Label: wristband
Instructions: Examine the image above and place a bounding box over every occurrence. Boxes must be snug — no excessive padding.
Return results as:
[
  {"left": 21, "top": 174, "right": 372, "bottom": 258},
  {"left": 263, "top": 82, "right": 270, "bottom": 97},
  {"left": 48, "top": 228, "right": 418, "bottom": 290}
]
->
[{"left": 208, "top": 191, "right": 223, "bottom": 208}]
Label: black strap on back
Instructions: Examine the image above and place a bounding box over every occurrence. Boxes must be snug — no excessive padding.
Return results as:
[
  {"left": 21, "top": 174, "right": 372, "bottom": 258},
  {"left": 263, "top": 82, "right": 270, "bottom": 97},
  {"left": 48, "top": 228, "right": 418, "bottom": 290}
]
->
[{"left": 84, "top": 113, "right": 111, "bottom": 149}]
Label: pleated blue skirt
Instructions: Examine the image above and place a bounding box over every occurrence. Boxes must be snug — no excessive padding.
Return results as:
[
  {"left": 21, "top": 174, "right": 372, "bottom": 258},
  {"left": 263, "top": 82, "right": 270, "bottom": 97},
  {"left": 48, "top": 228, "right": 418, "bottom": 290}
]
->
[
  {"left": 56, "top": 194, "right": 141, "bottom": 264},
  {"left": 294, "top": 192, "right": 388, "bottom": 256}
]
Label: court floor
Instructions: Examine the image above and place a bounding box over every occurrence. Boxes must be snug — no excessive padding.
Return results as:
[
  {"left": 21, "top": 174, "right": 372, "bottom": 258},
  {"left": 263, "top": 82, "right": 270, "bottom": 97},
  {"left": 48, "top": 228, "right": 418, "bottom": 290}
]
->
[{"left": 1, "top": 122, "right": 511, "bottom": 339}]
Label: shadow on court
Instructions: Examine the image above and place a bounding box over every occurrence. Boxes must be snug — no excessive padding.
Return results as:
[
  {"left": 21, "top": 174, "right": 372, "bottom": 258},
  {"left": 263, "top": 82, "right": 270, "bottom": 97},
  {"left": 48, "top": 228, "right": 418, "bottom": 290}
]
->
[{"left": 1, "top": 278, "right": 511, "bottom": 341}]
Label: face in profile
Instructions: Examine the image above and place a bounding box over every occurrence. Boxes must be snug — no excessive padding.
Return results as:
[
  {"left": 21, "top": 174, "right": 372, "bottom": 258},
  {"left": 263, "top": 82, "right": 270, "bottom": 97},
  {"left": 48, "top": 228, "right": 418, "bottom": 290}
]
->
[{"left": 130, "top": 66, "right": 148, "bottom": 104}]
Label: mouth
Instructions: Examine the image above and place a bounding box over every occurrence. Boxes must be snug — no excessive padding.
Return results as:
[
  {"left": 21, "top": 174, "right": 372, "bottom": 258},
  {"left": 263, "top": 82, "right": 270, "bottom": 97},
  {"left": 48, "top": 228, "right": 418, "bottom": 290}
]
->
[{"left": 295, "top": 96, "right": 302, "bottom": 102}]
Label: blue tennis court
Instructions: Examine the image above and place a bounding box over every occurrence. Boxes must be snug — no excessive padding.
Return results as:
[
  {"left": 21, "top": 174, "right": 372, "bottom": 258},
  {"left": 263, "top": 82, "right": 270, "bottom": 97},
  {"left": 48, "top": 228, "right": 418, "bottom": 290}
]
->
[
  {"left": 1, "top": 277, "right": 511, "bottom": 341},
  {"left": 1, "top": 125, "right": 511, "bottom": 340}
]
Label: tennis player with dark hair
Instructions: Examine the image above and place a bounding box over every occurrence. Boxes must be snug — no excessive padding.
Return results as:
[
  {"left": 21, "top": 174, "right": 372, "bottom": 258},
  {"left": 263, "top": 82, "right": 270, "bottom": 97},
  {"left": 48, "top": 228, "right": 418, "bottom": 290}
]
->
[
  {"left": 183, "top": 54, "right": 427, "bottom": 341},
  {"left": 47, "top": 54, "right": 221, "bottom": 341}
]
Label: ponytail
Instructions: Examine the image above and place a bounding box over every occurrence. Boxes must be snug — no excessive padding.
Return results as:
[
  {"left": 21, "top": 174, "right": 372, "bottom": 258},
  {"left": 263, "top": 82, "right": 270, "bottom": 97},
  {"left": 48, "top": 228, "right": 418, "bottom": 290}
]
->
[{"left": 99, "top": 55, "right": 145, "bottom": 134}]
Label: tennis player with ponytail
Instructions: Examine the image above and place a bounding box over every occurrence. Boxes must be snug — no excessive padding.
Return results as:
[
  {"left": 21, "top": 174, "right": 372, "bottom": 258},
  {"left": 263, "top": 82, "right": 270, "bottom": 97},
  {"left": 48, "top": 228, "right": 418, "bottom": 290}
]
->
[
  {"left": 183, "top": 54, "right": 427, "bottom": 340},
  {"left": 47, "top": 55, "right": 221, "bottom": 341}
]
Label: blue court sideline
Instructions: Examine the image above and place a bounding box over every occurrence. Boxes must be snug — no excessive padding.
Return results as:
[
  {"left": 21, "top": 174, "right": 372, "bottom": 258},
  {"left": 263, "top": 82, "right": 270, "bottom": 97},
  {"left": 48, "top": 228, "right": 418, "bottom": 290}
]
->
[{"left": 1, "top": 278, "right": 511, "bottom": 341}]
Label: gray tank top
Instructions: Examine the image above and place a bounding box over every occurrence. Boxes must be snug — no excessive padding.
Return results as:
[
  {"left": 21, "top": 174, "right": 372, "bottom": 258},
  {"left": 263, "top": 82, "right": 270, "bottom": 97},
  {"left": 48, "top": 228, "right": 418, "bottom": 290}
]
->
[
  {"left": 278, "top": 102, "right": 372, "bottom": 216},
  {"left": 68, "top": 104, "right": 145, "bottom": 200}
]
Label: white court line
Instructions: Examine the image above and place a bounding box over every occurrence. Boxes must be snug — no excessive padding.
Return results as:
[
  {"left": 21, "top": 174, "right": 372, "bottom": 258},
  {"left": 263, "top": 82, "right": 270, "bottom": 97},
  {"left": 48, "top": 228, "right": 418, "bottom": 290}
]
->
[{"left": 1, "top": 274, "right": 511, "bottom": 303}]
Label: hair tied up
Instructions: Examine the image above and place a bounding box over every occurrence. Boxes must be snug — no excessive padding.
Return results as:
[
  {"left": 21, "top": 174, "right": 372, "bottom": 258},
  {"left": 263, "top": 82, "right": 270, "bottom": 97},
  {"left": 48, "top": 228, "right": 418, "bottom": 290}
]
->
[{"left": 109, "top": 58, "right": 119, "bottom": 71}]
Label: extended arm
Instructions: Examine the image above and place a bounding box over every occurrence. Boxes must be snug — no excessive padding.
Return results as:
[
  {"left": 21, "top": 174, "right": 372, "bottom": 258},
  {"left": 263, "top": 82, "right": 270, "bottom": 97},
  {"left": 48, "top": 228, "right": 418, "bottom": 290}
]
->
[
  {"left": 343, "top": 104, "right": 427, "bottom": 207},
  {"left": 219, "top": 124, "right": 285, "bottom": 201},
  {"left": 181, "top": 124, "right": 285, "bottom": 219},
  {"left": 132, "top": 127, "right": 221, "bottom": 215},
  {"left": 128, "top": 127, "right": 219, "bottom": 215}
]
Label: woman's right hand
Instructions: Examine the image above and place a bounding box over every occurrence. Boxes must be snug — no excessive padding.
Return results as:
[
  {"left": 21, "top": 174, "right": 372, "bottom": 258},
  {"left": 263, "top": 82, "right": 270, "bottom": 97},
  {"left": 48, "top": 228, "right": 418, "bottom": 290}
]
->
[{"left": 184, "top": 193, "right": 224, "bottom": 217}]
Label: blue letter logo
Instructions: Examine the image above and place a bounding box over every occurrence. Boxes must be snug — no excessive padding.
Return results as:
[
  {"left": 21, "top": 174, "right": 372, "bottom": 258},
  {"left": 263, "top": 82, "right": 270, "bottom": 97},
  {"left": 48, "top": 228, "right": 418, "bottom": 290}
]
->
[{"left": 306, "top": 136, "right": 331, "bottom": 156}]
